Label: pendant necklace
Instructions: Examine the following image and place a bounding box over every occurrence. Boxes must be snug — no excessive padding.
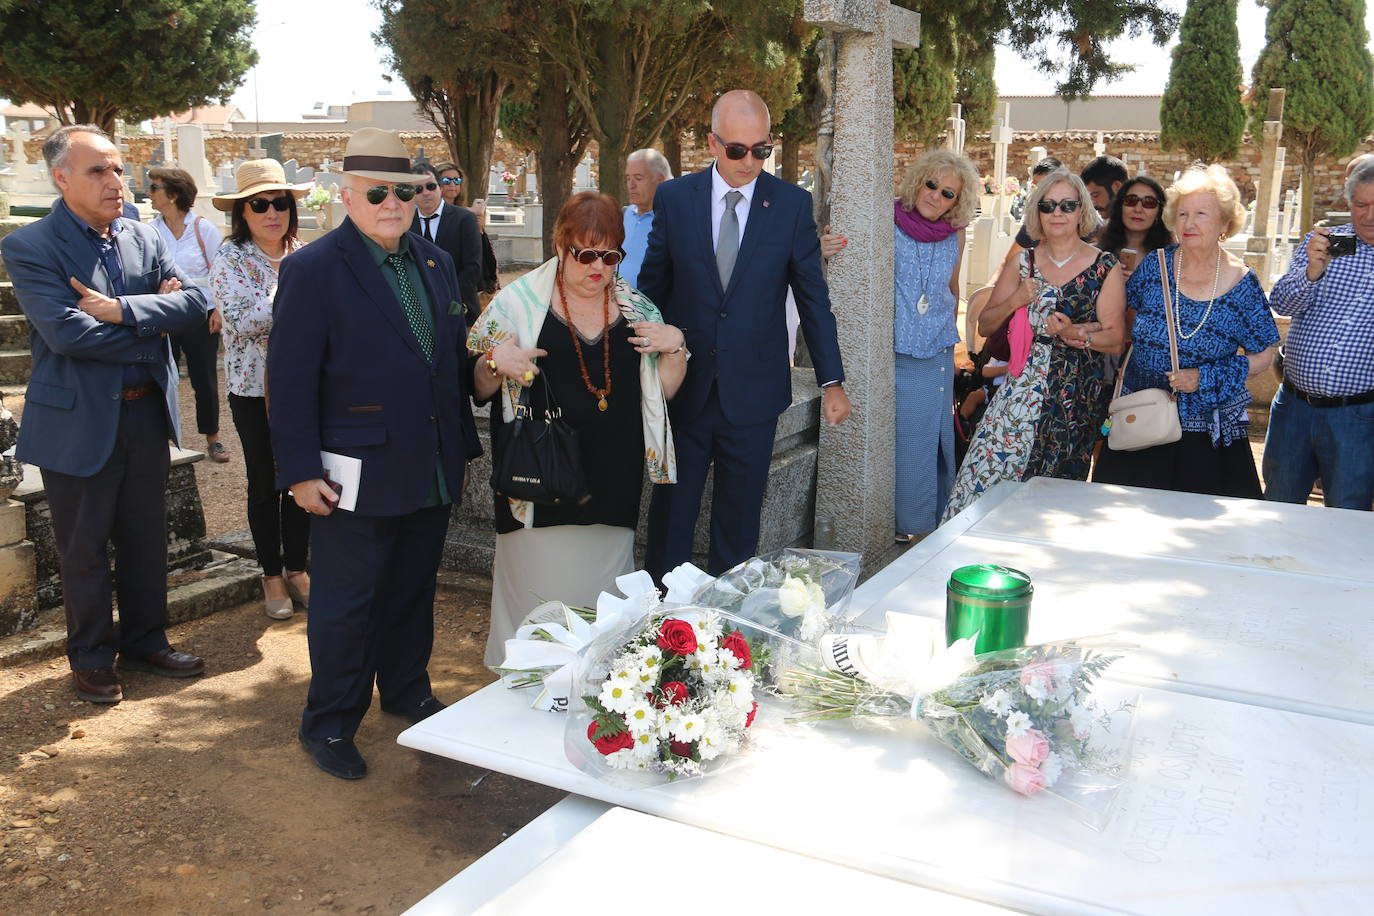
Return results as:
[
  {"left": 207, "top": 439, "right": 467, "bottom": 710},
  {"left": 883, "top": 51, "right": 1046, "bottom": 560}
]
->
[
  {"left": 1172, "top": 246, "right": 1221, "bottom": 340},
  {"left": 555, "top": 268, "right": 612, "bottom": 411},
  {"left": 1044, "top": 243, "right": 1080, "bottom": 269}
]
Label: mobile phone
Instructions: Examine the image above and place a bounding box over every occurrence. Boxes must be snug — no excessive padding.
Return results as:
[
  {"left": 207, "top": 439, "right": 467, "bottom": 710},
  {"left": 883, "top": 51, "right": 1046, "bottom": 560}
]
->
[
  {"left": 1119, "top": 248, "right": 1139, "bottom": 272},
  {"left": 1328, "top": 235, "right": 1357, "bottom": 258}
]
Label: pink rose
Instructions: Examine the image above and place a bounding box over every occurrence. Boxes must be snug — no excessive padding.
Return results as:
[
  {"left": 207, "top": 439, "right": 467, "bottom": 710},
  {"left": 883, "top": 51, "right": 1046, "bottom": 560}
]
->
[
  {"left": 1005, "top": 728, "right": 1049, "bottom": 767},
  {"left": 1004, "top": 762, "right": 1047, "bottom": 796},
  {"left": 1019, "top": 662, "right": 1058, "bottom": 693}
]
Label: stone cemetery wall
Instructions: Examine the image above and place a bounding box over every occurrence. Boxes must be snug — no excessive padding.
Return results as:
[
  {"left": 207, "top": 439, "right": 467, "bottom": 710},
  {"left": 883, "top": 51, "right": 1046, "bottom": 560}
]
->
[{"left": 15, "top": 127, "right": 1369, "bottom": 214}]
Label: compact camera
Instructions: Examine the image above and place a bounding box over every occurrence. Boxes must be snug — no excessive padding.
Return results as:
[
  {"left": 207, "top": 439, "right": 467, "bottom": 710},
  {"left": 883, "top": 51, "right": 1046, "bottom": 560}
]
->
[{"left": 1328, "top": 234, "right": 1357, "bottom": 258}]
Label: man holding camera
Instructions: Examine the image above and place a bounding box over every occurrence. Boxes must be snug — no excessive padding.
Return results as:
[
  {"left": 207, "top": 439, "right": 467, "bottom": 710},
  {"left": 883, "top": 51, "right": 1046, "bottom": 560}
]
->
[{"left": 1264, "top": 159, "right": 1374, "bottom": 510}]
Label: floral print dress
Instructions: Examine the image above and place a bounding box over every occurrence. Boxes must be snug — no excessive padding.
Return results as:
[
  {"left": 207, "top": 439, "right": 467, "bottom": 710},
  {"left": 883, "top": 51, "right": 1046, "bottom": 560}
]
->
[
  {"left": 210, "top": 240, "right": 296, "bottom": 397},
  {"left": 943, "top": 250, "right": 1117, "bottom": 519}
]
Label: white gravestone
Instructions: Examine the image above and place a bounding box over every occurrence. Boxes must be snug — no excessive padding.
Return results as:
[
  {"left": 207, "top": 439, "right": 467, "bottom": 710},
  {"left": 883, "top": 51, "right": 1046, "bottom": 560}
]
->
[
  {"left": 175, "top": 124, "right": 218, "bottom": 222},
  {"left": 804, "top": 0, "right": 921, "bottom": 565},
  {"left": 401, "top": 681, "right": 1374, "bottom": 915}
]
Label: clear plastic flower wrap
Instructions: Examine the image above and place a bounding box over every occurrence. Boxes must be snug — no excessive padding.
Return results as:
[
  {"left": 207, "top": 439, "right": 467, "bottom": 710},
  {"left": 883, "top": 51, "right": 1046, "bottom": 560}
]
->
[
  {"left": 777, "top": 636, "right": 1138, "bottom": 830},
  {"left": 665, "top": 548, "right": 864, "bottom": 642},
  {"left": 564, "top": 606, "right": 767, "bottom": 787}
]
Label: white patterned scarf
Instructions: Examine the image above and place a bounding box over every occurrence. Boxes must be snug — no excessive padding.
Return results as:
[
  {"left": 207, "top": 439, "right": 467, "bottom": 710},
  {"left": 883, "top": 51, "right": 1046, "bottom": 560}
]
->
[{"left": 467, "top": 257, "right": 677, "bottom": 527}]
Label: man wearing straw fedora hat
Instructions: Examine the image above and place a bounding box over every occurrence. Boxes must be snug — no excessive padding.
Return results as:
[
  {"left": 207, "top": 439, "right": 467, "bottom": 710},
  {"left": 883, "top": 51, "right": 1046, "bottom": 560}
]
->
[{"left": 268, "top": 128, "right": 483, "bottom": 779}]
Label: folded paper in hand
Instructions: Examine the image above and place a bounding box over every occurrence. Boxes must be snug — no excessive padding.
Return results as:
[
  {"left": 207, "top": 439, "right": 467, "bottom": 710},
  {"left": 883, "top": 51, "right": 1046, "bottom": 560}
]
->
[{"left": 319, "top": 451, "right": 361, "bottom": 512}]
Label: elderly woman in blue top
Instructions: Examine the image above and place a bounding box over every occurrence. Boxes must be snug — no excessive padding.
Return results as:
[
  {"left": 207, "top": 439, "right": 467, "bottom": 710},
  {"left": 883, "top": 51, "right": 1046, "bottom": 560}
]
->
[
  {"left": 1094, "top": 165, "right": 1279, "bottom": 497},
  {"left": 892, "top": 150, "right": 980, "bottom": 540}
]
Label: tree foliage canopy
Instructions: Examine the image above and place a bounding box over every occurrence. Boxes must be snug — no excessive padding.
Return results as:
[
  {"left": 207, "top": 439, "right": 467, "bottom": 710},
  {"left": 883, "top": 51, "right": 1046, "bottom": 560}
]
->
[
  {"left": 0, "top": 0, "right": 257, "bottom": 135},
  {"left": 1249, "top": 0, "right": 1374, "bottom": 229},
  {"left": 1160, "top": 0, "right": 1246, "bottom": 163}
]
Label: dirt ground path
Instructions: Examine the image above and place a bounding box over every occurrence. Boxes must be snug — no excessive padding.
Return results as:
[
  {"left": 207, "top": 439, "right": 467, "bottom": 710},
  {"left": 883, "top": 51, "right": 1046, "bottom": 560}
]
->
[{"left": 0, "top": 586, "right": 562, "bottom": 915}]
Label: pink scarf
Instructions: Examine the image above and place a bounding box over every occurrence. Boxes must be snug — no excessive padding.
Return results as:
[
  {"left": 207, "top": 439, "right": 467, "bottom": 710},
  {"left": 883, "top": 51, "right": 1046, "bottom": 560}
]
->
[{"left": 894, "top": 200, "right": 959, "bottom": 243}]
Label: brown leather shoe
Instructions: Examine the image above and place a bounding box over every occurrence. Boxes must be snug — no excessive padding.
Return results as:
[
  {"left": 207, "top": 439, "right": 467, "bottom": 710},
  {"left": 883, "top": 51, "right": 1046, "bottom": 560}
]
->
[
  {"left": 118, "top": 647, "right": 205, "bottom": 679},
  {"left": 73, "top": 667, "right": 123, "bottom": 704}
]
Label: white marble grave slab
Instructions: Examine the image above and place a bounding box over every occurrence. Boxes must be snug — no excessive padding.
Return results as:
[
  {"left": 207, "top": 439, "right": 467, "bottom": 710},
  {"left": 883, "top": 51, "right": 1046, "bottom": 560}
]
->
[
  {"left": 401, "top": 683, "right": 1374, "bottom": 914},
  {"left": 474, "top": 807, "right": 1013, "bottom": 914},
  {"left": 847, "top": 534, "right": 1374, "bottom": 725},
  {"left": 962, "top": 478, "right": 1374, "bottom": 584}
]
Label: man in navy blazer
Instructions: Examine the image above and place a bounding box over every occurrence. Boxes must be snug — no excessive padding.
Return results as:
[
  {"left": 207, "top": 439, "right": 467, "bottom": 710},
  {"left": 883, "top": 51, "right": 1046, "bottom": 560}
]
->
[
  {"left": 0, "top": 125, "right": 209, "bottom": 704},
  {"left": 267, "top": 129, "right": 482, "bottom": 780},
  {"left": 639, "top": 91, "right": 852, "bottom": 580}
]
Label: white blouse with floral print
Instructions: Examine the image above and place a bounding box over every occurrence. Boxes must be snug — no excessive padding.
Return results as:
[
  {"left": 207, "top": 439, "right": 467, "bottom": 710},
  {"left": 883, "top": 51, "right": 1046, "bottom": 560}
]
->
[{"left": 211, "top": 240, "right": 297, "bottom": 397}]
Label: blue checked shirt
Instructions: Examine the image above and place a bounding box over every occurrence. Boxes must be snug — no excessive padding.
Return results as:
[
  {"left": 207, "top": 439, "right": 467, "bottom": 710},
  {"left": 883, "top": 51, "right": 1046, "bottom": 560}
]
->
[{"left": 1269, "top": 226, "right": 1374, "bottom": 397}]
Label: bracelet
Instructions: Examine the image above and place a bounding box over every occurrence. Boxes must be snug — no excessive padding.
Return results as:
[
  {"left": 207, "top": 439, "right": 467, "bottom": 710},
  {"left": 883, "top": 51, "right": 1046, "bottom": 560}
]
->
[
  {"left": 668, "top": 343, "right": 686, "bottom": 356},
  {"left": 1085, "top": 332, "right": 1093, "bottom": 349},
  {"left": 485, "top": 346, "right": 499, "bottom": 378}
]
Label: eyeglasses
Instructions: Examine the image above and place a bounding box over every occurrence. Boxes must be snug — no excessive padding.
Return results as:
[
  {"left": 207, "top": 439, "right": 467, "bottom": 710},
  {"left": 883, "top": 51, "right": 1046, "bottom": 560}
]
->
[
  {"left": 1037, "top": 198, "right": 1082, "bottom": 214},
  {"left": 1121, "top": 193, "right": 1160, "bottom": 210},
  {"left": 924, "top": 179, "right": 957, "bottom": 201},
  {"left": 713, "top": 133, "right": 774, "bottom": 161},
  {"left": 570, "top": 247, "right": 624, "bottom": 266},
  {"left": 440, "top": 176, "right": 462, "bottom": 186},
  {"left": 363, "top": 184, "right": 418, "bottom": 205},
  {"left": 247, "top": 196, "right": 293, "bottom": 214},
  {"left": 416, "top": 182, "right": 438, "bottom": 192},
  {"left": 149, "top": 183, "right": 164, "bottom": 192}
]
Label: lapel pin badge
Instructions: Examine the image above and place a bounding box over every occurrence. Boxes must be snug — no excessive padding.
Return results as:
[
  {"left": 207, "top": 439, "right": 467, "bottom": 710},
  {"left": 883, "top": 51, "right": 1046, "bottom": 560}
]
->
[
  {"left": 762, "top": 200, "right": 770, "bottom": 208},
  {"left": 426, "top": 259, "right": 436, "bottom": 268}
]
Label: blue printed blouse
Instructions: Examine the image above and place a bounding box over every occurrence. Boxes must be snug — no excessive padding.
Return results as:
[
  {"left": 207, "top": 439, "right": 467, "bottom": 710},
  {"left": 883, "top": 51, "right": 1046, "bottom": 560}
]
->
[
  {"left": 894, "top": 228, "right": 961, "bottom": 359},
  {"left": 1120, "top": 245, "right": 1280, "bottom": 446}
]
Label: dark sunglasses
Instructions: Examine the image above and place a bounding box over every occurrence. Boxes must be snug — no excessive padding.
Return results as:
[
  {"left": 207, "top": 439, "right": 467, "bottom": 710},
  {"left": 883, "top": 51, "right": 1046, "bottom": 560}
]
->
[
  {"left": 247, "top": 196, "right": 293, "bottom": 214},
  {"left": 1037, "top": 198, "right": 1082, "bottom": 214},
  {"left": 440, "top": 176, "right": 462, "bottom": 186},
  {"left": 1121, "top": 193, "right": 1160, "bottom": 210},
  {"left": 713, "top": 133, "right": 774, "bottom": 161},
  {"left": 416, "top": 181, "right": 438, "bottom": 192},
  {"left": 364, "top": 184, "right": 418, "bottom": 205},
  {"left": 570, "top": 247, "right": 624, "bottom": 266},
  {"left": 924, "top": 178, "right": 957, "bottom": 201}
]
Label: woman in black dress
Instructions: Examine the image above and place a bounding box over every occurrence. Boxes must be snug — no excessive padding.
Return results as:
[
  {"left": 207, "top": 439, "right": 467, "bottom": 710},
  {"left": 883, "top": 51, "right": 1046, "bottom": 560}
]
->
[{"left": 469, "top": 192, "right": 687, "bottom": 666}]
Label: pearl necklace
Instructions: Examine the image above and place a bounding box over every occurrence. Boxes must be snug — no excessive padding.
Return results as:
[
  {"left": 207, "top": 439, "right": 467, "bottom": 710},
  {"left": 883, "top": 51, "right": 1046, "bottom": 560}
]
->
[
  {"left": 1172, "top": 246, "right": 1221, "bottom": 340},
  {"left": 254, "top": 243, "right": 286, "bottom": 264}
]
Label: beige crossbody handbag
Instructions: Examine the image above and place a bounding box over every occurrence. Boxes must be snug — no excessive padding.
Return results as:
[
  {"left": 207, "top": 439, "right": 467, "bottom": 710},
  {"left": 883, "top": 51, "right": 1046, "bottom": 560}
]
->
[{"left": 1106, "top": 253, "right": 1182, "bottom": 452}]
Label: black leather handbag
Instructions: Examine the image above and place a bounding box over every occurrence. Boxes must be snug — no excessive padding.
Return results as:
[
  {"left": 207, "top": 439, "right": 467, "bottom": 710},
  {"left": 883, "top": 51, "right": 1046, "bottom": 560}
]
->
[{"left": 490, "top": 376, "right": 590, "bottom": 506}]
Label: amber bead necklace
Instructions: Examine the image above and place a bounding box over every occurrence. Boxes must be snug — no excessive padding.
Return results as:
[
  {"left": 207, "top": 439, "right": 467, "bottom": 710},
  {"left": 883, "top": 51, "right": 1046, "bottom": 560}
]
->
[{"left": 554, "top": 266, "right": 612, "bottom": 411}]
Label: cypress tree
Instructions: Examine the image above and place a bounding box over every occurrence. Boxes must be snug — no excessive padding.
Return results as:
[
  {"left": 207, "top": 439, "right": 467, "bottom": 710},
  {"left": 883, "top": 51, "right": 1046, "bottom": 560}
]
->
[
  {"left": 1250, "top": 0, "right": 1374, "bottom": 230},
  {"left": 1160, "top": 0, "right": 1246, "bottom": 163},
  {"left": 955, "top": 45, "right": 998, "bottom": 137}
]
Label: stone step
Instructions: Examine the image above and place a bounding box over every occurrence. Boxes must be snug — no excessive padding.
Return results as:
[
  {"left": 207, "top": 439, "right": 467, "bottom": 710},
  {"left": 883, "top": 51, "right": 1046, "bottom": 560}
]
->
[
  {"left": 0, "top": 282, "right": 16, "bottom": 315},
  {"left": 0, "top": 314, "right": 30, "bottom": 349},
  {"left": 0, "top": 349, "right": 30, "bottom": 386},
  {"left": 0, "top": 554, "right": 264, "bottom": 668}
]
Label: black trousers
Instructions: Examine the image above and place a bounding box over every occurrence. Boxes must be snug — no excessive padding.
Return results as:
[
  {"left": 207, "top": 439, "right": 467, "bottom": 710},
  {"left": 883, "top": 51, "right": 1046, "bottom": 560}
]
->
[
  {"left": 228, "top": 393, "right": 310, "bottom": 577},
  {"left": 169, "top": 319, "right": 220, "bottom": 436},
  {"left": 645, "top": 384, "right": 778, "bottom": 580},
  {"left": 300, "top": 504, "right": 451, "bottom": 740},
  {"left": 41, "top": 396, "right": 172, "bottom": 671}
]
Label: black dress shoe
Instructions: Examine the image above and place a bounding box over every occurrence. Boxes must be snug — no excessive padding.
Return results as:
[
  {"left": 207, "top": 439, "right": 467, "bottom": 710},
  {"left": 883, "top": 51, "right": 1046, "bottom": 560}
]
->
[
  {"left": 118, "top": 647, "right": 205, "bottom": 678},
  {"left": 73, "top": 667, "right": 122, "bottom": 704},
  {"left": 381, "top": 695, "right": 447, "bottom": 725},
  {"left": 298, "top": 730, "right": 367, "bottom": 780}
]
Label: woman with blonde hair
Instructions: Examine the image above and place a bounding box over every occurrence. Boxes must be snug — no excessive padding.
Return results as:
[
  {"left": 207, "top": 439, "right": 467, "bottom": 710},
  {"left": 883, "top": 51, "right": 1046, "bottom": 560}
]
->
[
  {"left": 944, "top": 169, "right": 1123, "bottom": 519},
  {"left": 1093, "top": 165, "right": 1278, "bottom": 496},
  {"left": 893, "top": 149, "right": 979, "bottom": 539}
]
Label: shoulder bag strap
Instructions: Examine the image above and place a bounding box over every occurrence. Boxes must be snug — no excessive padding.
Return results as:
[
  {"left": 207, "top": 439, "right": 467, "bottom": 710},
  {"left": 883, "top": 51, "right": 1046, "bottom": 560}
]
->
[
  {"left": 191, "top": 214, "right": 211, "bottom": 273},
  {"left": 1158, "top": 248, "right": 1180, "bottom": 377}
]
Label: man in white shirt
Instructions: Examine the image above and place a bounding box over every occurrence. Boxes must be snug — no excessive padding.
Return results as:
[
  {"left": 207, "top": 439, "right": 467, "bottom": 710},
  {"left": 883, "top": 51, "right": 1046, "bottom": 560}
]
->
[
  {"left": 408, "top": 162, "right": 482, "bottom": 325},
  {"left": 621, "top": 149, "right": 672, "bottom": 288}
]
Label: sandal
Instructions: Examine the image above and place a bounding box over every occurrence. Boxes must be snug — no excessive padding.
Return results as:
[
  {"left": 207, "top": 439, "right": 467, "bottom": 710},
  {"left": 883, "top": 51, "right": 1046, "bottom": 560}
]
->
[
  {"left": 284, "top": 570, "right": 310, "bottom": 609},
  {"left": 262, "top": 576, "right": 293, "bottom": 620},
  {"left": 894, "top": 533, "right": 915, "bottom": 545},
  {"left": 208, "top": 441, "right": 231, "bottom": 463}
]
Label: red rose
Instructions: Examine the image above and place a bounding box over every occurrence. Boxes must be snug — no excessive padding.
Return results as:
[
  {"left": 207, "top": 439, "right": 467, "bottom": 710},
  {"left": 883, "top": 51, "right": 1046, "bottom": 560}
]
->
[
  {"left": 656, "top": 619, "right": 698, "bottom": 656},
  {"left": 587, "top": 721, "right": 633, "bottom": 756},
  {"left": 720, "top": 630, "right": 752, "bottom": 669},
  {"left": 657, "top": 681, "right": 689, "bottom": 708},
  {"left": 669, "top": 739, "right": 695, "bottom": 758},
  {"left": 745, "top": 701, "right": 759, "bottom": 728}
]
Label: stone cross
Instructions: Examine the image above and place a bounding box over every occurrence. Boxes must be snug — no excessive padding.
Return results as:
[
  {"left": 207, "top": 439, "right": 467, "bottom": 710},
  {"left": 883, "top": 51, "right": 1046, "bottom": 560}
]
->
[
  {"left": 945, "top": 103, "right": 966, "bottom": 154},
  {"left": 1092, "top": 132, "right": 1106, "bottom": 158},
  {"left": 988, "top": 101, "right": 1013, "bottom": 222},
  {"left": 804, "top": 0, "right": 921, "bottom": 566},
  {"left": 1245, "top": 88, "right": 1287, "bottom": 286}
]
